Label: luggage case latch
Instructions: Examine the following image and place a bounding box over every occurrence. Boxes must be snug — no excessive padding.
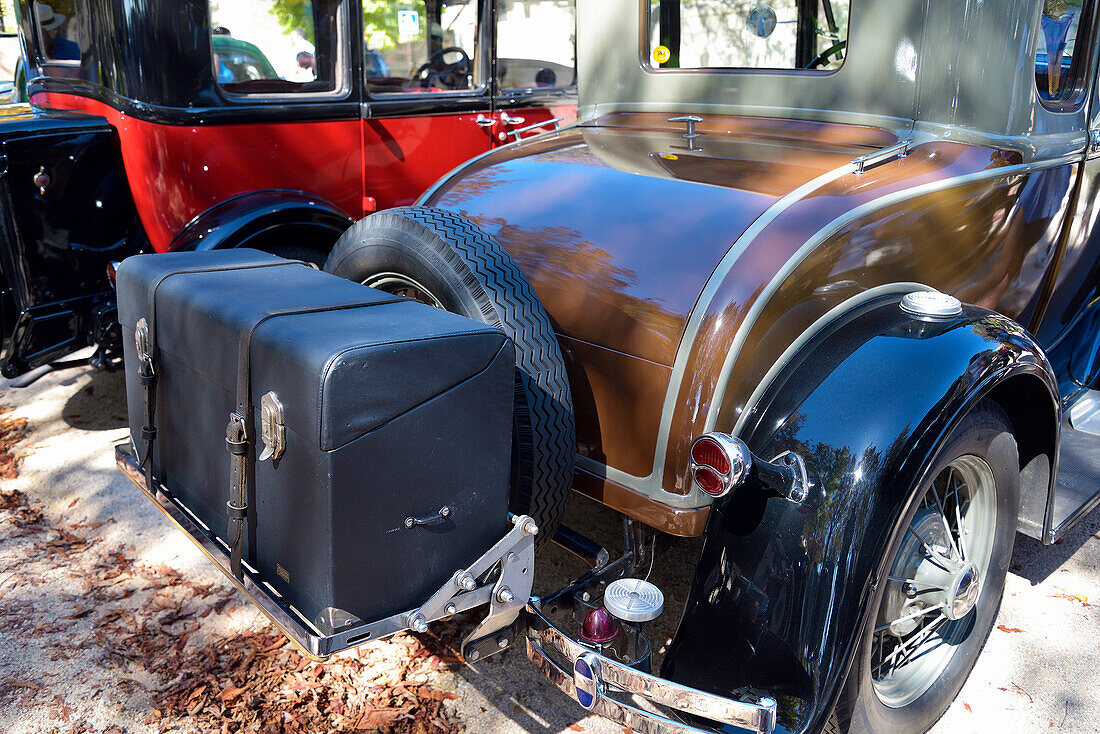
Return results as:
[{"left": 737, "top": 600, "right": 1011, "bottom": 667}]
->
[{"left": 258, "top": 391, "right": 286, "bottom": 461}]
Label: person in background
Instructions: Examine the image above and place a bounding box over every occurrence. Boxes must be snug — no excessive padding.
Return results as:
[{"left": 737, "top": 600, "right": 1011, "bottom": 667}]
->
[
  {"left": 292, "top": 51, "right": 315, "bottom": 82},
  {"left": 35, "top": 4, "right": 80, "bottom": 61}
]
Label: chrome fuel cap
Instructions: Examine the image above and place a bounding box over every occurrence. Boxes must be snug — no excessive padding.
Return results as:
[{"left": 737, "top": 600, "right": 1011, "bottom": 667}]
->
[
  {"left": 604, "top": 578, "right": 664, "bottom": 622},
  {"left": 900, "top": 290, "right": 962, "bottom": 318}
]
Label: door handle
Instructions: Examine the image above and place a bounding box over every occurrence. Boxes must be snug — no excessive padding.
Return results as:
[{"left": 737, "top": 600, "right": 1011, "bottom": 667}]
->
[
  {"left": 475, "top": 114, "right": 495, "bottom": 128},
  {"left": 500, "top": 112, "right": 526, "bottom": 126}
]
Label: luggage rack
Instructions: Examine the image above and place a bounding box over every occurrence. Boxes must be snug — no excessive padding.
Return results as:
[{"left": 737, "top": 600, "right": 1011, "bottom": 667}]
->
[{"left": 115, "top": 441, "right": 536, "bottom": 661}]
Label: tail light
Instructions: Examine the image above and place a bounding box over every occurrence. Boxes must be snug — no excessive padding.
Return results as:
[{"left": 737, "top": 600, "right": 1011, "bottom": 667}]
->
[{"left": 689, "top": 432, "right": 751, "bottom": 498}]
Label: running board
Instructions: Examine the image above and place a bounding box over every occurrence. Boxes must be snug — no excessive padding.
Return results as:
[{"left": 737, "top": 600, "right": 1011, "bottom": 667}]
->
[{"left": 1050, "top": 398, "right": 1100, "bottom": 542}]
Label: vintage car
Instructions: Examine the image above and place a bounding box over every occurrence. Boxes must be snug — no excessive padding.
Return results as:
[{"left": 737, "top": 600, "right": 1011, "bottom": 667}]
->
[
  {"left": 0, "top": 0, "right": 577, "bottom": 379},
  {"left": 113, "top": 0, "right": 1100, "bottom": 733}
]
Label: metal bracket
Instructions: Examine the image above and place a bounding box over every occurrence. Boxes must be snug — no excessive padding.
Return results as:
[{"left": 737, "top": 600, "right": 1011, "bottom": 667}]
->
[
  {"left": 768, "top": 451, "right": 809, "bottom": 504},
  {"left": 135, "top": 318, "right": 152, "bottom": 370},
  {"left": 405, "top": 506, "right": 451, "bottom": 528},
  {"left": 405, "top": 514, "right": 538, "bottom": 660}
]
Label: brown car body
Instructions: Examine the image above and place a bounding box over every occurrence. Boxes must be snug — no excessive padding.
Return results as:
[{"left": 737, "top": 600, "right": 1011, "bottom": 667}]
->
[{"left": 421, "top": 0, "right": 1098, "bottom": 544}]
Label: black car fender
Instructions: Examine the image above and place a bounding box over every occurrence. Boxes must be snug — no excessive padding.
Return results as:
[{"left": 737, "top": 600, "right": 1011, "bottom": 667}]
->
[
  {"left": 660, "top": 293, "right": 1058, "bottom": 734},
  {"left": 170, "top": 189, "right": 353, "bottom": 255}
]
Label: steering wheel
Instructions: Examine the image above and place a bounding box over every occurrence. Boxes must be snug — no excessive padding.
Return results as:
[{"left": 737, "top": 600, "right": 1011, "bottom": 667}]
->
[
  {"left": 807, "top": 40, "right": 846, "bottom": 70},
  {"left": 411, "top": 46, "right": 471, "bottom": 90}
]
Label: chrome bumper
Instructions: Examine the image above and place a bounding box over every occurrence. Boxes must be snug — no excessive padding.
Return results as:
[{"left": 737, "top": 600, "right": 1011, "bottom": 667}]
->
[{"left": 525, "top": 604, "right": 777, "bottom": 734}]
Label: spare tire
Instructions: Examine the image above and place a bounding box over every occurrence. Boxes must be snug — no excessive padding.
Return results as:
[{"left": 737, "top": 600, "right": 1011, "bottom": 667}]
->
[{"left": 325, "top": 206, "right": 574, "bottom": 545}]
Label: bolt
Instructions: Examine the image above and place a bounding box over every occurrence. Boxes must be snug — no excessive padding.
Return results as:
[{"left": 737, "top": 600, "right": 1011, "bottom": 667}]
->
[
  {"left": 444, "top": 603, "right": 457, "bottom": 616},
  {"left": 468, "top": 648, "right": 480, "bottom": 661},
  {"left": 496, "top": 636, "right": 509, "bottom": 649},
  {"left": 404, "top": 517, "right": 415, "bottom": 528},
  {"left": 456, "top": 571, "right": 477, "bottom": 591},
  {"left": 506, "top": 552, "right": 516, "bottom": 563},
  {"left": 522, "top": 519, "right": 539, "bottom": 536},
  {"left": 497, "top": 587, "right": 515, "bottom": 604},
  {"left": 581, "top": 591, "right": 591, "bottom": 603},
  {"left": 408, "top": 615, "right": 428, "bottom": 633},
  {"left": 902, "top": 581, "right": 917, "bottom": 598},
  {"left": 440, "top": 506, "right": 451, "bottom": 517}
]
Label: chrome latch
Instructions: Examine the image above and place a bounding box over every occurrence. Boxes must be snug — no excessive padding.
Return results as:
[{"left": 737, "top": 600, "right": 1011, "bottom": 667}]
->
[
  {"left": 33, "top": 165, "right": 50, "bottom": 194},
  {"left": 258, "top": 391, "right": 286, "bottom": 461},
  {"left": 852, "top": 139, "right": 912, "bottom": 175},
  {"left": 135, "top": 318, "right": 152, "bottom": 369},
  {"left": 668, "top": 114, "right": 703, "bottom": 139}
]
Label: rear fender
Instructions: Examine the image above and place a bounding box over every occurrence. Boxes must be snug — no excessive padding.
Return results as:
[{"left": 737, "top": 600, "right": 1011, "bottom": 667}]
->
[
  {"left": 660, "top": 294, "right": 1058, "bottom": 733},
  {"left": 170, "top": 190, "right": 353, "bottom": 254}
]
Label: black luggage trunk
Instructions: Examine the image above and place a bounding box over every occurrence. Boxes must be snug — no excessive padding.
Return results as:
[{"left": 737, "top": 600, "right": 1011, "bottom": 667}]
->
[{"left": 116, "top": 250, "right": 513, "bottom": 630}]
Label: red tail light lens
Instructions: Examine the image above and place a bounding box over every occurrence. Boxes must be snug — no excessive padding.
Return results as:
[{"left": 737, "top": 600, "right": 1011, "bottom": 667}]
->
[
  {"left": 690, "top": 437, "right": 730, "bottom": 474},
  {"left": 693, "top": 466, "right": 725, "bottom": 496},
  {"left": 688, "top": 432, "right": 751, "bottom": 498},
  {"left": 580, "top": 607, "right": 619, "bottom": 644}
]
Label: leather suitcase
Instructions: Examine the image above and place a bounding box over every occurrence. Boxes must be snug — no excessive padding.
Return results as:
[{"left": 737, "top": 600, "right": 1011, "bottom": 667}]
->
[{"left": 116, "top": 250, "right": 513, "bottom": 630}]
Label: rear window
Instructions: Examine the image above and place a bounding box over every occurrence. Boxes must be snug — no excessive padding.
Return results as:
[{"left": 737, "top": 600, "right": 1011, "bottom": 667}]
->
[
  {"left": 1036, "top": 0, "right": 1093, "bottom": 107},
  {"left": 647, "top": 0, "right": 850, "bottom": 71},
  {"left": 209, "top": 0, "right": 344, "bottom": 96}
]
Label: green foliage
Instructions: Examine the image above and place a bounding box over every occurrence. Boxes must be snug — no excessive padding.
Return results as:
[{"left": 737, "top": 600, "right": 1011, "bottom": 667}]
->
[
  {"left": 363, "top": 0, "right": 426, "bottom": 50},
  {"left": 269, "top": 0, "right": 428, "bottom": 50},
  {"left": 270, "top": 0, "right": 314, "bottom": 38}
]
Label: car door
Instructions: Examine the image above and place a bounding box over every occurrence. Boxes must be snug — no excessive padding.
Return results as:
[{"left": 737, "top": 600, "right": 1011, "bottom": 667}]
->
[
  {"left": 491, "top": 0, "right": 578, "bottom": 143},
  {"left": 360, "top": 0, "right": 497, "bottom": 208}
]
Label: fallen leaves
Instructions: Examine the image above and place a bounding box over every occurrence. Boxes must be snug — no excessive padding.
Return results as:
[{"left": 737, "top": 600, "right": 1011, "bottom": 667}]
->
[
  {"left": 1049, "top": 590, "right": 1091, "bottom": 606},
  {"left": 997, "top": 625, "right": 1026, "bottom": 633},
  {"left": 0, "top": 402, "right": 28, "bottom": 479},
  {"left": 0, "top": 427, "right": 465, "bottom": 734}
]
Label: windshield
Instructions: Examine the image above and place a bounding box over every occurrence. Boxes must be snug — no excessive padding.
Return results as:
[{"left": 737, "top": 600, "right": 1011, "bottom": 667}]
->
[{"left": 647, "top": 0, "right": 850, "bottom": 71}]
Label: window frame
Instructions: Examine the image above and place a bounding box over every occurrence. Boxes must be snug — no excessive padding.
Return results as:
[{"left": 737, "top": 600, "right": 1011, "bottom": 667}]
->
[
  {"left": 1036, "top": 0, "right": 1100, "bottom": 113},
  {"left": 491, "top": 0, "right": 577, "bottom": 96},
  {"left": 364, "top": 0, "right": 491, "bottom": 102},
  {"left": 639, "top": 0, "right": 851, "bottom": 76},
  {"left": 212, "top": 0, "right": 354, "bottom": 104}
]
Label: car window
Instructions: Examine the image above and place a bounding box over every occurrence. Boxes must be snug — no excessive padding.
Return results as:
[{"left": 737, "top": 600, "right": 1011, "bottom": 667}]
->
[
  {"left": 209, "top": 0, "right": 343, "bottom": 96},
  {"left": 364, "top": 0, "right": 480, "bottom": 95},
  {"left": 496, "top": 0, "right": 575, "bottom": 91},
  {"left": 647, "top": 0, "right": 850, "bottom": 71},
  {"left": 1036, "top": 0, "right": 1092, "bottom": 107},
  {"left": 33, "top": 0, "right": 86, "bottom": 64}
]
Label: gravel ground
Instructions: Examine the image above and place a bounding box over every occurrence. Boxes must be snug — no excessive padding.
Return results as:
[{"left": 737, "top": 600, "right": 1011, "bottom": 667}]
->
[{"left": 1, "top": 358, "right": 1098, "bottom": 734}]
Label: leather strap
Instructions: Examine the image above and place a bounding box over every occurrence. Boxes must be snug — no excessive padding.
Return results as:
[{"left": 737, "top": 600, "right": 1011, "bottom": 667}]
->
[
  {"left": 136, "top": 258, "right": 300, "bottom": 513},
  {"left": 226, "top": 295, "right": 404, "bottom": 579}
]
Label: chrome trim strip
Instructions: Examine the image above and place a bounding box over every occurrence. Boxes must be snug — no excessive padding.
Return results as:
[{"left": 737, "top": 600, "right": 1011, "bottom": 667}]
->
[
  {"left": 114, "top": 442, "right": 493, "bottom": 659},
  {"left": 729, "top": 282, "right": 934, "bottom": 436},
  {"left": 703, "top": 153, "right": 1080, "bottom": 434},
  {"left": 525, "top": 604, "right": 777, "bottom": 733}
]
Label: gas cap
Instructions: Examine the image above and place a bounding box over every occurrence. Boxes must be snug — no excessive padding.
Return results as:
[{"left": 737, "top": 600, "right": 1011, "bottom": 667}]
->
[
  {"left": 603, "top": 578, "right": 664, "bottom": 622},
  {"left": 900, "top": 290, "right": 962, "bottom": 318}
]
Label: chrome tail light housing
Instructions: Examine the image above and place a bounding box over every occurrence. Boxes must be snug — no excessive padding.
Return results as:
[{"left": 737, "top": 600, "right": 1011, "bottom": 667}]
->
[{"left": 689, "top": 432, "right": 752, "bottom": 498}]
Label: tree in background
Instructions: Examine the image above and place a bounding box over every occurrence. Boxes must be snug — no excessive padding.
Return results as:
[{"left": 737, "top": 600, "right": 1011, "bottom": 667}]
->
[{"left": 270, "top": 0, "right": 428, "bottom": 50}]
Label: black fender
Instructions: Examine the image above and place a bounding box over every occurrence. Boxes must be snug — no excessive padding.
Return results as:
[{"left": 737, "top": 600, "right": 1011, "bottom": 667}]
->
[
  {"left": 170, "top": 189, "right": 353, "bottom": 254},
  {"left": 660, "top": 294, "right": 1059, "bottom": 734}
]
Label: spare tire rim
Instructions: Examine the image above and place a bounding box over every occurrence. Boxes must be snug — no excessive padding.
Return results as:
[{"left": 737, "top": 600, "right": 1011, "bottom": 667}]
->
[
  {"left": 362, "top": 272, "right": 445, "bottom": 309},
  {"left": 871, "top": 454, "right": 998, "bottom": 708}
]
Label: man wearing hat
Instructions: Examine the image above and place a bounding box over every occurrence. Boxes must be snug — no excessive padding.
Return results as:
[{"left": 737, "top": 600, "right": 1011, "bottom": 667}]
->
[{"left": 36, "top": 4, "right": 80, "bottom": 61}]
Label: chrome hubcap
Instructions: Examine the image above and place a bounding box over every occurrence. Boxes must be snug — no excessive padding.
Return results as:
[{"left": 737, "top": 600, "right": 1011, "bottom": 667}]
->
[
  {"left": 361, "top": 272, "right": 445, "bottom": 309},
  {"left": 871, "top": 455, "right": 997, "bottom": 708}
]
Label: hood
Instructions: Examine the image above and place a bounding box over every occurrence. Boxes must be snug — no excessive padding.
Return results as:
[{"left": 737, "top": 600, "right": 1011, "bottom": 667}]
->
[{"left": 423, "top": 114, "right": 893, "bottom": 366}]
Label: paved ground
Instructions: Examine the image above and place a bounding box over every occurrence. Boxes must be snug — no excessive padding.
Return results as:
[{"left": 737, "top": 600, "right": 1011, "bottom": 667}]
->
[{"left": 0, "top": 358, "right": 1098, "bottom": 733}]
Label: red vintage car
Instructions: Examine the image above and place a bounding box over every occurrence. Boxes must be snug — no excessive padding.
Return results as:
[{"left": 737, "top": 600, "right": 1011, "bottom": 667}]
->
[{"left": 0, "top": 0, "right": 576, "bottom": 379}]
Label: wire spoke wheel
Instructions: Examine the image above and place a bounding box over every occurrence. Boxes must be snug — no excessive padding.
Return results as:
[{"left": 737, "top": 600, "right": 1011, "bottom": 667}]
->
[{"left": 871, "top": 455, "right": 998, "bottom": 708}]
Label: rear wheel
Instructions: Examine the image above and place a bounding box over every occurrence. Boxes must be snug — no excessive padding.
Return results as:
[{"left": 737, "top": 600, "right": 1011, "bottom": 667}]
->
[
  {"left": 834, "top": 400, "right": 1019, "bottom": 733},
  {"left": 325, "top": 206, "right": 575, "bottom": 545}
]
